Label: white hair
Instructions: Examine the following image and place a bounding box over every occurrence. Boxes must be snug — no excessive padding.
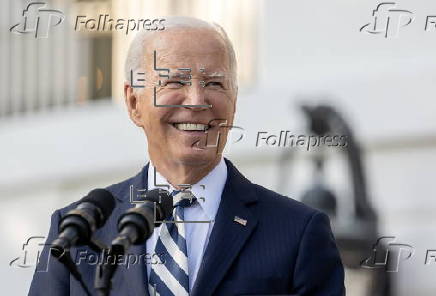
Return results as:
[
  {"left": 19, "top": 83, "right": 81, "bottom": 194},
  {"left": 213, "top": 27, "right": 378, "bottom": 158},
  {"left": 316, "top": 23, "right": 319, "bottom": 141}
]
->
[{"left": 124, "top": 16, "right": 237, "bottom": 89}]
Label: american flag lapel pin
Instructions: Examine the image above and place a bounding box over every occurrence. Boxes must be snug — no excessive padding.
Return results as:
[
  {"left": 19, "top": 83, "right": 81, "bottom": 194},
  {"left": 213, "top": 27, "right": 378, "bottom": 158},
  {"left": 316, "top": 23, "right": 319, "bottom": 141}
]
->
[{"left": 234, "top": 216, "right": 247, "bottom": 226}]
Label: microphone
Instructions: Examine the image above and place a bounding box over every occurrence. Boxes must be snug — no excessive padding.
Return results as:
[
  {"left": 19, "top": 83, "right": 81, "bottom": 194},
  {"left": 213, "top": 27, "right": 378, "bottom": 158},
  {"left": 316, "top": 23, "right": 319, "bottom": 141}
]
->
[
  {"left": 49, "top": 189, "right": 116, "bottom": 296},
  {"left": 51, "top": 189, "right": 116, "bottom": 258},
  {"left": 94, "top": 189, "right": 173, "bottom": 296},
  {"left": 111, "top": 188, "right": 173, "bottom": 254}
]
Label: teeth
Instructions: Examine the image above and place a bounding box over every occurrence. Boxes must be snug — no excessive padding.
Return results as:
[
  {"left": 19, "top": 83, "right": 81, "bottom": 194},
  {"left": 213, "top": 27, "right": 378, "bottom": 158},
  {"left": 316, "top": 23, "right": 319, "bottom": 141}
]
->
[{"left": 174, "top": 123, "right": 209, "bottom": 131}]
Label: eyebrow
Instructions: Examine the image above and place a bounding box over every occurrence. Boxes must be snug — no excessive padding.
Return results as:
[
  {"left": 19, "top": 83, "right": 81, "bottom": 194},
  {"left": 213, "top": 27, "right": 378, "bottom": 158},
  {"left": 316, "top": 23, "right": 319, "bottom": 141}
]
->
[
  {"left": 168, "top": 73, "right": 191, "bottom": 79},
  {"left": 203, "top": 73, "right": 225, "bottom": 78},
  {"left": 167, "top": 72, "right": 226, "bottom": 79}
]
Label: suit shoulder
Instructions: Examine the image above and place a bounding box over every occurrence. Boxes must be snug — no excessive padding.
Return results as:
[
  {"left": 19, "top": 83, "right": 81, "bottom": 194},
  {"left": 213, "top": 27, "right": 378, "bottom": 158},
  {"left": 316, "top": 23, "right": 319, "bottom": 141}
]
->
[
  {"left": 250, "top": 182, "right": 321, "bottom": 224},
  {"left": 252, "top": 182, "right": 316, "bottom": 213},
  {"left": 226, "top": 158, "right": 319, "bottom": 220},
  {"left": 57, "top": 168, "right": 144, "bottom": 216},
  {"left": 104, "top": 171, "right": 140, "bottom": 200}
]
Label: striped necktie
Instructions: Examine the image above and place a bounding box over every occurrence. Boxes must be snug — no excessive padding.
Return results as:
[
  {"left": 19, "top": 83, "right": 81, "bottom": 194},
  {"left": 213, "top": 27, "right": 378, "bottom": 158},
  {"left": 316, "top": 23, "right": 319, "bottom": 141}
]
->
[{"left": 148, "top": 190, "right": 197, "bottom": 296}]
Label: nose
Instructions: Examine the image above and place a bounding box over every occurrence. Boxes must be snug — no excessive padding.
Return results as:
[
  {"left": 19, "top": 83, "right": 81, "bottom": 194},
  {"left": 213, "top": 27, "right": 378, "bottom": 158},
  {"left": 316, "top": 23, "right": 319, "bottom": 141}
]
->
[{"left": 183, "top": 81, "right": 212, "bottom": 110}]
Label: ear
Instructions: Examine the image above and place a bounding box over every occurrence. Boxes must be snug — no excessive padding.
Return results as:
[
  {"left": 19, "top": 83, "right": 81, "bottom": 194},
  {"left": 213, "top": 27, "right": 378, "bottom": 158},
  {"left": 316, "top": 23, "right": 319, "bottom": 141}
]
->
[{"left": 124, "top": 82, "right": 142, "bottom": 127}]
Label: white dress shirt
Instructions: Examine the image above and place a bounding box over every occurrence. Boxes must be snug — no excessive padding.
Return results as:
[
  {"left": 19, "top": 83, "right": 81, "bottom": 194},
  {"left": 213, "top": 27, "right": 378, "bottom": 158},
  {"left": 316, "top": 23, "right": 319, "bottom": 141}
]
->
[{"left": 146, "top": 158, "right": 227, "bottom": 291}]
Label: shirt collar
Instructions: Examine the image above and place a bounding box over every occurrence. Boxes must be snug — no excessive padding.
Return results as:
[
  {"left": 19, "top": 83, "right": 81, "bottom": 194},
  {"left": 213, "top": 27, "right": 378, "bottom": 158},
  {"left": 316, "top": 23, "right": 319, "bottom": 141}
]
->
[{"left": 147, "top": 158, "right": 227, "bottom": 221}]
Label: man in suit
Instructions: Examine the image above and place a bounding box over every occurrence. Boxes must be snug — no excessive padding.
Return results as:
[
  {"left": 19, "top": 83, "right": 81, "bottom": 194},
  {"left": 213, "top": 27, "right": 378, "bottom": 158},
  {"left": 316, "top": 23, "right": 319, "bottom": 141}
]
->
[{"left": 29, "top": 16, "right": 345, "bottom": 296}]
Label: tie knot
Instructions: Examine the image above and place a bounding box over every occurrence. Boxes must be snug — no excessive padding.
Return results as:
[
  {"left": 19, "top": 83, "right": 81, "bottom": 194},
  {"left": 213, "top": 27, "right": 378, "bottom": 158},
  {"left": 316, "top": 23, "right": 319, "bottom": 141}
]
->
[{"left": 172, "top": 190, "right": 197, "bottom": 208}]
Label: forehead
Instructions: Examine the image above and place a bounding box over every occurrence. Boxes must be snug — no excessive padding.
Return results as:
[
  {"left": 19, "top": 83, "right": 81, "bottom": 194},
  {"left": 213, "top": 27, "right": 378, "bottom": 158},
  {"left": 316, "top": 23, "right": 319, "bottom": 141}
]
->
[{"left": 145, "top": 28, "right": 230, "bottom": 71}]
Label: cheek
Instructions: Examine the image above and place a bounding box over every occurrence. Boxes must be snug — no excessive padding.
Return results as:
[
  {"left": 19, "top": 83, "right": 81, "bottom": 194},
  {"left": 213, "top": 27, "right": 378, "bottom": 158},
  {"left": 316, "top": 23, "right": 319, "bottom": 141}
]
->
[
  {"left": 137, "top": 90, "right": 171, "bottom": 123},
  {"left": 139, "top": 104, "right": 171, "bottom": 133},
  {"left": 155, "top": 90, "right": 185, "bottom": 105},
  {"left": 211, "top": 96, "right": 235, "bottom": 119}
]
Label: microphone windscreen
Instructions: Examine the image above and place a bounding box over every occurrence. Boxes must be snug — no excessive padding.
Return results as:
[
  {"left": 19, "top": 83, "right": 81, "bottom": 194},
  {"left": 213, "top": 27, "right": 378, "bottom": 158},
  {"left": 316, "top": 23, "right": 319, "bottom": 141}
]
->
[
  {"left": 139, "top": 189, "right": 173, "bottom": 219},
  {"left": 82, "top": 189, "right": 116, "bottom": 220}
]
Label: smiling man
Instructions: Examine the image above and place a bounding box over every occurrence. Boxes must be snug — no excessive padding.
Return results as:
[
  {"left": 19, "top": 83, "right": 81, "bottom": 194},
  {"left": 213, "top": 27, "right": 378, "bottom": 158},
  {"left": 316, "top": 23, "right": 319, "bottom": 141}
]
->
[
  {"left": 29, "top": 17, "right": 345, "bottom": 296},
  {"left": 124, "top": 19, "right": 237, "bottom": 187}
]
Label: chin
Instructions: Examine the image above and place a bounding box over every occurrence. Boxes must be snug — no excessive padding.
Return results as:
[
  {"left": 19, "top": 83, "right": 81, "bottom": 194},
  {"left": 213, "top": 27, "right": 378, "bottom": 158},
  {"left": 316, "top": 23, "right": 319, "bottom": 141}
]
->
[{"left": 175, "top": 148, "right": 220, "bottom": 167}]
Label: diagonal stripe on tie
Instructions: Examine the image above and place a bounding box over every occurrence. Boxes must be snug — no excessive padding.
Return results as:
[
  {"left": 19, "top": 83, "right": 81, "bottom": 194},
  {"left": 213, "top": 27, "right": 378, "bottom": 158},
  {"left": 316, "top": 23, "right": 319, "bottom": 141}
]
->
[
  {"left": 149, "top": 263, "right": 189, "bottom": 296},
  {"left": 148, "top": 191, "right": 197, "bottom": 296},
  {"left": 160, "top": 223, "right": 189, "bottom": 274},
  {"left": 167, "top": 220, "right": 188, "bottom": 255}
]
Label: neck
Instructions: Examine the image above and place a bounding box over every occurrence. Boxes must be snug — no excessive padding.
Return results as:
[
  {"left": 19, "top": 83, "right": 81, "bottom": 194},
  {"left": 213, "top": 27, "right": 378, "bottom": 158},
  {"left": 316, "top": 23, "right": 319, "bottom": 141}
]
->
[{"left": 150, "top": 156, "right": 222, "bottom": 189}]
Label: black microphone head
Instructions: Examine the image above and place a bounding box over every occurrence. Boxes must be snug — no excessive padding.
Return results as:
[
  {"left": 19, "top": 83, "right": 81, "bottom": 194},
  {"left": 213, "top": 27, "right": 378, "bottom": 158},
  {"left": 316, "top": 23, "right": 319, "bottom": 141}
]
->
[
  {"left": 114, "top": 189, "right": 172, "bottom": 248},
  {"left": 82, "top": 189, "right": 116, "bottom": 221},
  {"left": 137, "top": 189, "right": 173, "bottom": 221}
]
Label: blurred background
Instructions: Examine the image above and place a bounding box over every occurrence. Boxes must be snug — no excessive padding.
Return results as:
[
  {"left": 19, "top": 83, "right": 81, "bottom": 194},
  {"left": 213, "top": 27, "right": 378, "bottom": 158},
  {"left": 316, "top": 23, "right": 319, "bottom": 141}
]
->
[{"left": 1, "top": 0, "right": 436, "bottom": 295}]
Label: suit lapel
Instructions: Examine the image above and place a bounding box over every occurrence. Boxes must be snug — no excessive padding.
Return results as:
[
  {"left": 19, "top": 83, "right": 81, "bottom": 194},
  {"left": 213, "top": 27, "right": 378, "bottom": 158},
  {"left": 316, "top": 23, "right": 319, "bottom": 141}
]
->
[{"left": 191, "top": 159, "right": 258, "bottom": 296}]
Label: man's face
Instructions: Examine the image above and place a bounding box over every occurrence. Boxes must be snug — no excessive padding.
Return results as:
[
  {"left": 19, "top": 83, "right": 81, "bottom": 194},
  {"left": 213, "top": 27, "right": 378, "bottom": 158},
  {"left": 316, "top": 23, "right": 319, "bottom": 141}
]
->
[{"left": 127, "top": 28, "right": 237, "bottom": 168}]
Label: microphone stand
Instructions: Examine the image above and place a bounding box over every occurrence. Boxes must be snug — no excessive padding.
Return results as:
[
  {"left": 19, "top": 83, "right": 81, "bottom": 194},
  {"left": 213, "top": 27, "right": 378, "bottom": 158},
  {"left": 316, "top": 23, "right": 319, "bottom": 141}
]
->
[
  {"left": 51, "top": 237, "right": 108, "bottom": 296},
  {"left": 52, "top": 249, "right": 92, "bottom": 296},
  {"left": 94, "top": 234, "right": 134, "bottom": 296}
]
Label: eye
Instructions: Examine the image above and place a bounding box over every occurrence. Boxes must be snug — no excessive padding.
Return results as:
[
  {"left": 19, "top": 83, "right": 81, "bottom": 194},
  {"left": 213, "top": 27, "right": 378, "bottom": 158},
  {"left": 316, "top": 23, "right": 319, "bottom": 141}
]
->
[
  {"left": 204, "top": 81, "right": 224, "bottom": 89},
  {"left": 164, "top": 81, "right": 185, "bottom": 89}
]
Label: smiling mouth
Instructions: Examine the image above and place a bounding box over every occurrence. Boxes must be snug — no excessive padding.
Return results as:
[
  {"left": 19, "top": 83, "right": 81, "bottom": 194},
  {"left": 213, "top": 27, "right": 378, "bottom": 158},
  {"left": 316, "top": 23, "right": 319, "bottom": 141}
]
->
[{"left": 172, "top": 123, "right": 211, "bottom": 131}]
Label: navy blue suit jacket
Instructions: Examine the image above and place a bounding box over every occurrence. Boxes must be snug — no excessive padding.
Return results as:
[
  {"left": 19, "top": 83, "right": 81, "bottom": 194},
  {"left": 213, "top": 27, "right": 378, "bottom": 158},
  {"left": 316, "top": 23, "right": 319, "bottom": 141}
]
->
[{"left": 29, "top": 158, "right": 345, "bottom": 295}]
